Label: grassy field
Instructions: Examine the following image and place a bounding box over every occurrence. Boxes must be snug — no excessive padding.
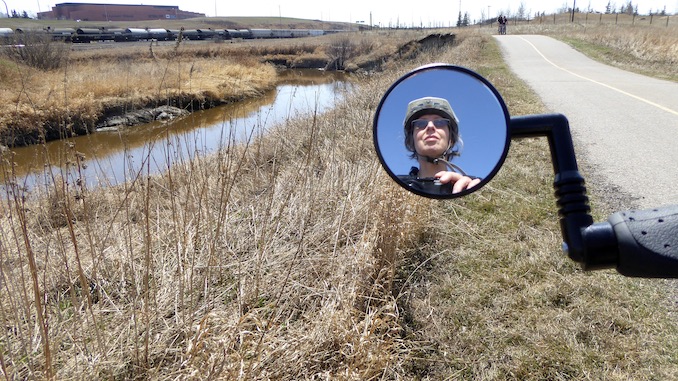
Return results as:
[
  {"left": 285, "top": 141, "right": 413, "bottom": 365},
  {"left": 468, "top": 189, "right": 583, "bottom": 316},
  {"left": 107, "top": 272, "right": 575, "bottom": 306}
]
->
[
  {"left": 0, "top": 21, "right": 677, "bottom": 379},
  {"left": 0, "top": 43, "right": 279, "bottom": 145}
]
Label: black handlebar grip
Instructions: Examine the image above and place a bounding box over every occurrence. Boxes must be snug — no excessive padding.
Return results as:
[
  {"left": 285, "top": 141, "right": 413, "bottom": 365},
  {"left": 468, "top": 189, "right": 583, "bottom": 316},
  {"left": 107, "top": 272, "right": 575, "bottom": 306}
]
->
[{"left": 610, "top": 205, "right": 678, "bottom": 278}]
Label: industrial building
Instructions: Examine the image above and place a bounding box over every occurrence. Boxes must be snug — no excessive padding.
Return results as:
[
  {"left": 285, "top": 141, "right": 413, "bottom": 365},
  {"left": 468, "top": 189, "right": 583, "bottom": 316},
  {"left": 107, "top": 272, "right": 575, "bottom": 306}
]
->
[{"left": 37, "top": 3, "right": 205, "bottom": 21}]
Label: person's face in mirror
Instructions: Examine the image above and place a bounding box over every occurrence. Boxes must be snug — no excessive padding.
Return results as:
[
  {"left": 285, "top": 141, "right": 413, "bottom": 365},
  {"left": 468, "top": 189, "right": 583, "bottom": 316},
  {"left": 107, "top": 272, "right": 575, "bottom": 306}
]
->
[{"left": 412, "top": 114, "right": 451, "bottom": 163}]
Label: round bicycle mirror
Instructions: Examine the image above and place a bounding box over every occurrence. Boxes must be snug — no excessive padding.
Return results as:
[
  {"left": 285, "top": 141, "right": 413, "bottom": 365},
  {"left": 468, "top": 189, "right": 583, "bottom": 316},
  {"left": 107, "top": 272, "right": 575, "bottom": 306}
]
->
[{"left": 373, "top": 64, "right": 510, "bottom": 198}]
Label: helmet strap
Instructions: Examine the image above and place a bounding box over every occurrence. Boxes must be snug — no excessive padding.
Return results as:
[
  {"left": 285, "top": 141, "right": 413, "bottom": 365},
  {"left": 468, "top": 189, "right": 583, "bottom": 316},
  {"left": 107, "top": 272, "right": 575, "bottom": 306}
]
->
[{"left": 421, "top": 143, "right": 466, "bottom": 176}]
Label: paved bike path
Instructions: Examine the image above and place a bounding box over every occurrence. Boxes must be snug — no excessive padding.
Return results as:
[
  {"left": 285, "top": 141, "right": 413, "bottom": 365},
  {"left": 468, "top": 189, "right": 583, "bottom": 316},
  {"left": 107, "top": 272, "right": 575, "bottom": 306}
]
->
[{"left": 495, "top": 35, "right": 678, "bottom": 211}]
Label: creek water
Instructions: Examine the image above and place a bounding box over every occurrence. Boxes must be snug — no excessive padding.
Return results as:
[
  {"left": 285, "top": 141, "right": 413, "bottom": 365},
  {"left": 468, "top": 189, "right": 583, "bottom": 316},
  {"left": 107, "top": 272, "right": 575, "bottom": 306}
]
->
[{"left": 2, "top": 69, "right": 350, "bottom": 191}]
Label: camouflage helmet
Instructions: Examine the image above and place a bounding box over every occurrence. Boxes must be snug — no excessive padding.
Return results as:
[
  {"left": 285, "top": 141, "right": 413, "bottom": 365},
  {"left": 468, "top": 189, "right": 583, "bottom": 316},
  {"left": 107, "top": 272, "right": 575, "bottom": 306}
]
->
[{"left": 403, "top": 96, "right": 460, "bottom": 155}]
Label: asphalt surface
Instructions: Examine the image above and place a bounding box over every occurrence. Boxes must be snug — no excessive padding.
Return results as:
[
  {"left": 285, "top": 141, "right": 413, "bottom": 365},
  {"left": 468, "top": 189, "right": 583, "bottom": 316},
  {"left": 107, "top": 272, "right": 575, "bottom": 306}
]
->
[{"left": 494, "top": 35, "right": 678, "bottom": 213}]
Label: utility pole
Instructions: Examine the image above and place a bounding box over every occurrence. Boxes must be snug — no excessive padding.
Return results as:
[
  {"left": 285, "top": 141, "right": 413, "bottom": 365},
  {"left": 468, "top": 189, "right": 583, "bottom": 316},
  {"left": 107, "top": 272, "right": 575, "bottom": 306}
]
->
[{"left": 571, "top": 0, "right": 576, "bottom": 22}]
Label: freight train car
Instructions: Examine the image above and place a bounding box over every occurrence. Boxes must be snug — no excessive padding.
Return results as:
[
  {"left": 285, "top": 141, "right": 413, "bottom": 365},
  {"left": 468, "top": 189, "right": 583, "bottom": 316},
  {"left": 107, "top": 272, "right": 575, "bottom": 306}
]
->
[
  {"left": 107, "top": 28, "right": 128, "bottom": 42},
  {"left": 147, "top": 28, "right": 172, "bottom": 41},
  {"left": 224, "top": 29, "right": 251, "bottom": 39},
  {"left": 72, "top": 28, "right": 103, "bottom": 43},
  {"left": 2, "top": 27, "right": 337, "bottom": 44},
  {"left": 12, "top": 27, "right": 76, "bottom": 41},
  {"left": 249, "top": 28, "right": 314, "bottom": 38},
  {"left": 0, "top": 28, "right": 14, "bottom": 44}
]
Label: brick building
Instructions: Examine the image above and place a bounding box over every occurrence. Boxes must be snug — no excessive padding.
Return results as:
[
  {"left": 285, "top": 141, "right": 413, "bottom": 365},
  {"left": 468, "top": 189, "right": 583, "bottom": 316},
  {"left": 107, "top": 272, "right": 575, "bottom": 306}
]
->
[{"left": 37, "top": 3, "right": 205, "bottom": 21}]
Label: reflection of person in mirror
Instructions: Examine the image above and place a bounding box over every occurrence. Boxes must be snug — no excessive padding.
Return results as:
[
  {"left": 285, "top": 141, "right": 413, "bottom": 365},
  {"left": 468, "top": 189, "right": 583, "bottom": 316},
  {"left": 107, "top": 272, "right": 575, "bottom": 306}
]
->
[{"left": 399, "top": 96, "right": 481, "bottom": 194}]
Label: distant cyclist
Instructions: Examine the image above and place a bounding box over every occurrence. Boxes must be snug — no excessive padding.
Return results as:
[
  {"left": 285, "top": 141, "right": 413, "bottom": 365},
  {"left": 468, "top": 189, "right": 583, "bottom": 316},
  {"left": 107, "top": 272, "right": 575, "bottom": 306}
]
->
[{"left": 497, "top": 15, "right": 507, "bottom": 35}]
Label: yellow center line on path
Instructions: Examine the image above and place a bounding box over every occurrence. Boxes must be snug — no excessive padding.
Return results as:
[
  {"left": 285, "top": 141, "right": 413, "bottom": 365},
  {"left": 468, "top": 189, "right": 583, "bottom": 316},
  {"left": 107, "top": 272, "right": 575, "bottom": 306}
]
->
[{"left": 517, "top": 36, "right": 678, "bottom": 117}]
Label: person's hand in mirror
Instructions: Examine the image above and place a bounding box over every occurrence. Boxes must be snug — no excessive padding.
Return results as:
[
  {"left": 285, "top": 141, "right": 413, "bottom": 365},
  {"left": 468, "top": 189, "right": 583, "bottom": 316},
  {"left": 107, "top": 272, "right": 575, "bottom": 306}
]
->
[
  {"left": 435, "top": 170, "right": 482, "bottom": 193},
  {"left": 399, "top": 96, "right": 481, "bottom": 194}
]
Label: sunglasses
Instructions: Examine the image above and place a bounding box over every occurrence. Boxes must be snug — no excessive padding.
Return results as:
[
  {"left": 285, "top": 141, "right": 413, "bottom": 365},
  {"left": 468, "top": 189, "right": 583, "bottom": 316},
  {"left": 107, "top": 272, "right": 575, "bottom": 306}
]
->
[{"left": 411, "top": 118, "right": 451, "bottom": 129}]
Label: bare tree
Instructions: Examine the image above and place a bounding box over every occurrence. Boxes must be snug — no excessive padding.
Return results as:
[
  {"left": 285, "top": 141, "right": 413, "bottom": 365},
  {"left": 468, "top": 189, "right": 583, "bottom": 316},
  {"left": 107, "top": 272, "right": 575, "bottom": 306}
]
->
[
  {"left": 517, "top": 2, "right": 526, "bottom": 19},
  {"left": 622, "top": 1, "right": 635, "bottom": 15},
  {"left": 3, "top": 31, "right": 69, "bottom": 70},
  {"left": 558, "top": 2, "right": 569, "bottom": 13},
  {"left": 326, "top": 37, "right": 355, "bottom": 71}
]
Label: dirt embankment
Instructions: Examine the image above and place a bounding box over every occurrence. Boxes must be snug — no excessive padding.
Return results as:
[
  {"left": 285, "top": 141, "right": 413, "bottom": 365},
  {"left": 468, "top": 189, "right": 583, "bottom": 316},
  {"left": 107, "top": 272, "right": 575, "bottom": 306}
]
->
[{"left": 269, "top": 32, "right": 457, "bottom": 72}]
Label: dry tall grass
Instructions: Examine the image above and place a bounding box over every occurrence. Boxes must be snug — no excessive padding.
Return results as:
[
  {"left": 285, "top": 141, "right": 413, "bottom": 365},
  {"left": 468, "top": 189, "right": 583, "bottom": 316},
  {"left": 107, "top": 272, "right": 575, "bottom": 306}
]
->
[
  {"left": 0, "top": 27, "right": 677, "bottom": 380},
  {"left": 0, "top": 29, "right": 434, "bottom": 379},
  {"left": 556, "top": 24, "right": 678, "bottom": 81}
]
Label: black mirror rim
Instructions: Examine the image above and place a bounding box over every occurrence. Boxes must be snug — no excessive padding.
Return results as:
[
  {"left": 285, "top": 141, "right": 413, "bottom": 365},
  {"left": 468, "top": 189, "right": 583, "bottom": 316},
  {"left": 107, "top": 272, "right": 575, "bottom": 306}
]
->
[{"left": 372, "top": 63, "right": 511, "bottom": 199}]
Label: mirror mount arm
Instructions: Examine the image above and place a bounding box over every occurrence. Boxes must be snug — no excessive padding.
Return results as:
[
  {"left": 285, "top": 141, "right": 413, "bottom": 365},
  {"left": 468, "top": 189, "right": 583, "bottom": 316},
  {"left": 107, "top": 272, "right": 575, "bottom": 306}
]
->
[
  {"left": 511, "top": 114, "right": 678, "bottom": 277},
  {"left": 510, "top": 114, "right": 600, "bottom": 268}
]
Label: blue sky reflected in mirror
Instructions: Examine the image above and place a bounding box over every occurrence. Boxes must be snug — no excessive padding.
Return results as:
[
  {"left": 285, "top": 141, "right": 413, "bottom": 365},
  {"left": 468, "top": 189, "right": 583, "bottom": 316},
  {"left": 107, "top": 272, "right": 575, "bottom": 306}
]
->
[{"left": 375, "top": 67, "right": 508, "bottom": 180}]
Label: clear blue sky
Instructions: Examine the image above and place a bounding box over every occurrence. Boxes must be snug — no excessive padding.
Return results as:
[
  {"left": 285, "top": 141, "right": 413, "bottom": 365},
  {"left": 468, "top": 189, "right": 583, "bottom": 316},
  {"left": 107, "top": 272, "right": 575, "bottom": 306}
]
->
[{"left": 2, "top": 0, "right": 676, "bottom": 25}]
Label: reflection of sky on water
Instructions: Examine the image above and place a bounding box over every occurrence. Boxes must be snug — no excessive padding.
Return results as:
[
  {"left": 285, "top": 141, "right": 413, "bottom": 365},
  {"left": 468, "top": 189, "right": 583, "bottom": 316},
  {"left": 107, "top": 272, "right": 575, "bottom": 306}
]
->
[
  {"left": 3, "top": 72, "right": 349, "bottom": 192},
  {"left": 375, "top": 66, "right": 509, "bottom": 180}
]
